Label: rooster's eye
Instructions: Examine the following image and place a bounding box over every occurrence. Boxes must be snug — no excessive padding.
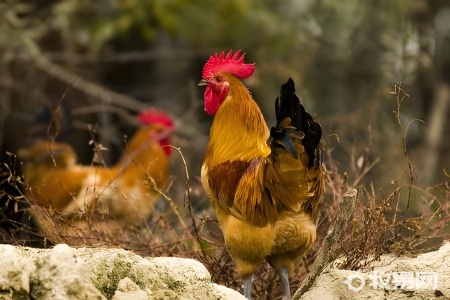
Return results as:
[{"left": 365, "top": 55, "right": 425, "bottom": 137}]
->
[{"left": 216, "top": 76, "right": 222, "bottom": 82}]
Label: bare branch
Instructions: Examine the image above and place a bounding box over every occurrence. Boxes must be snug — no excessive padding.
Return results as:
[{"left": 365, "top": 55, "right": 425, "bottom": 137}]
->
[
  {"left": 31, "top": 54, "right": 147, "bottom": 112},
  {"left": 292, "top": 188, "right": 358, "bottom": 299}
]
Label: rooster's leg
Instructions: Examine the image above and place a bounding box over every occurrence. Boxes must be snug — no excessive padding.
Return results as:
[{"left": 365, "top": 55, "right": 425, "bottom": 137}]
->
[
  {"left": 243, "top": 275, "right": 253, "bottom": 299},
  {"left": 277, "top": 267, "right": 291, "bottom": 300}
]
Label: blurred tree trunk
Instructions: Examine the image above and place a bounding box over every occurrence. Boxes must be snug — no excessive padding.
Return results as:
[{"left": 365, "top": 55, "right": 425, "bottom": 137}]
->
[
  {"left": 412, "top": 0, "right": 450, "bottom": 184},
  {"left": 423, "top": 83, "right": 449, "bottom": 184},
  {"left": 0, "top": 96, "right": 11, "bottom": 150}
]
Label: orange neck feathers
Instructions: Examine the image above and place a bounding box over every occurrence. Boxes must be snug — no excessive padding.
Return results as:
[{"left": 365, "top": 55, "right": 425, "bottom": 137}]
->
[{"left": 205, "top": 76, "right": 270, "bottom": 167}]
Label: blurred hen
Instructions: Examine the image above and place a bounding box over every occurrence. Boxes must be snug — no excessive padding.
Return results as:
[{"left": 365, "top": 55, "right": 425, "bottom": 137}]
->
[{"left": 18, "top": 109, "right": 174, "bottom": 239}]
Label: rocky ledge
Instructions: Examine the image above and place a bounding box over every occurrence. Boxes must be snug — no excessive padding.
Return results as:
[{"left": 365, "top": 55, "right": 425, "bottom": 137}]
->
[
  {"left": 300, "top": 241, "right": 450, "bottom": 300},
  {"left": 0, "top": 243, "right": 245, "bottom": 300},
  {"left": 1, "top": 242, "right": 449, "bottom": 300}
]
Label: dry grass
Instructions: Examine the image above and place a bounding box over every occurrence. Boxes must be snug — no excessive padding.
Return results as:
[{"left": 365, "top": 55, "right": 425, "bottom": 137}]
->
[{"left": 331, "top": 84, "right": 450, "bottom": 273}]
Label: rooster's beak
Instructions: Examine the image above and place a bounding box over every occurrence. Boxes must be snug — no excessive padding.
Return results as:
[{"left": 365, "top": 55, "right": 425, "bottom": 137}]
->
[{"left": 198, "top": 79, "right": 208, "bottom": 86}]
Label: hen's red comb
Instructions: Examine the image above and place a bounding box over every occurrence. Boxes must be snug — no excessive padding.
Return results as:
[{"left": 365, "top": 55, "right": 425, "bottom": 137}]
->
[
  {"left": 202, "top": 49, "right": 255, "bottom": 79},
  {"left": 138, "top": 109, "right": 174, "bottom": 129}
]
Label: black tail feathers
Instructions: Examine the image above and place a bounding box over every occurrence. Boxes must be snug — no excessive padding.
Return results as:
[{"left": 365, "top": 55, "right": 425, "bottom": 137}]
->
[{"left": 271, "top": 78, "right": 322, "bottom": 168}]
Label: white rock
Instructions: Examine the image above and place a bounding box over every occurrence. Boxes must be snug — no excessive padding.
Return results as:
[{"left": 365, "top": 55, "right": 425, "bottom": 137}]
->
[
  {"left": 0, "top": 244, "right": 245, "bottom": 300},
  {"left": 112, "top": 278, "right": 148, "bottom": 300},
  {"left": 0, "top": 244, "right": 36, "bottom": 299},
  {"left": 212, "top": 283, "right": 249, "bottom": 299},
  {"left": 32, "top": 244, "right": 106, "bottom": 300},
  {"left": 116, "top": 277, "right": 142, "bottom": 292},
  {"left": 300, "top": 242, "right": 450, "bottom": 300}
]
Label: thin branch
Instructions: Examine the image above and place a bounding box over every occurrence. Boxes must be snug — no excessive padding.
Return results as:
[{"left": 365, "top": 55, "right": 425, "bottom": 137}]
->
[
  {"left": 32, "top": 54, "right": 147, "bottom": 112},
  {"left": 292, "top": 188, "right": 358, "bottom": 299},
  {"left": 71, "top": 105, "right": 139, "bottom": 126},
  {"left": 18, "top": 34, "right": 144, "bottom": 111},
  {"left": 390, "top": 82, "right": 420, "bottom": 209},
  {"left": 173, "top": 145, "right": 207, "bottom": 258},
  {"left": 351, "top": 157, "right": 380, "bottom": 188},
  {"left": 145, "top": 147, "right": 206, "bottom": 256}
]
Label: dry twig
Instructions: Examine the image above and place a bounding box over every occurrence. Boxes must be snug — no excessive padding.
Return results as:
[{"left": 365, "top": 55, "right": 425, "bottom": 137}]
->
[{"left": 292, "top": 188, "right": 357, "bottom": 299}]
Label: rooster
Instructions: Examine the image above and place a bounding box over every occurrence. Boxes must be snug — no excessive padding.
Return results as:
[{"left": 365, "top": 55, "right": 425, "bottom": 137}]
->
[
  {"left": 18, "top": 109, "right": 174, "bottom": 236},
  {"left": 199, "top": 50, "right": 324, "bottom": 300}
]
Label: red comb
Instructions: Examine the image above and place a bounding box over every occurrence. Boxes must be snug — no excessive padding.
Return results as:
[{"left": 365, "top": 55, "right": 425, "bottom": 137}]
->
[
  {"left": 138, "top": 109, "right": 174, "bottom": 128},
  {"left": 202, "top": 49, "right": 255, "bottom": 79}
]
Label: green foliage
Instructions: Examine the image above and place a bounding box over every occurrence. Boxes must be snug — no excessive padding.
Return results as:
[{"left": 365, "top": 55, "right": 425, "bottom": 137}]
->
[{"left": 1, "top": 0, "right": 313, "bottom": 55}]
